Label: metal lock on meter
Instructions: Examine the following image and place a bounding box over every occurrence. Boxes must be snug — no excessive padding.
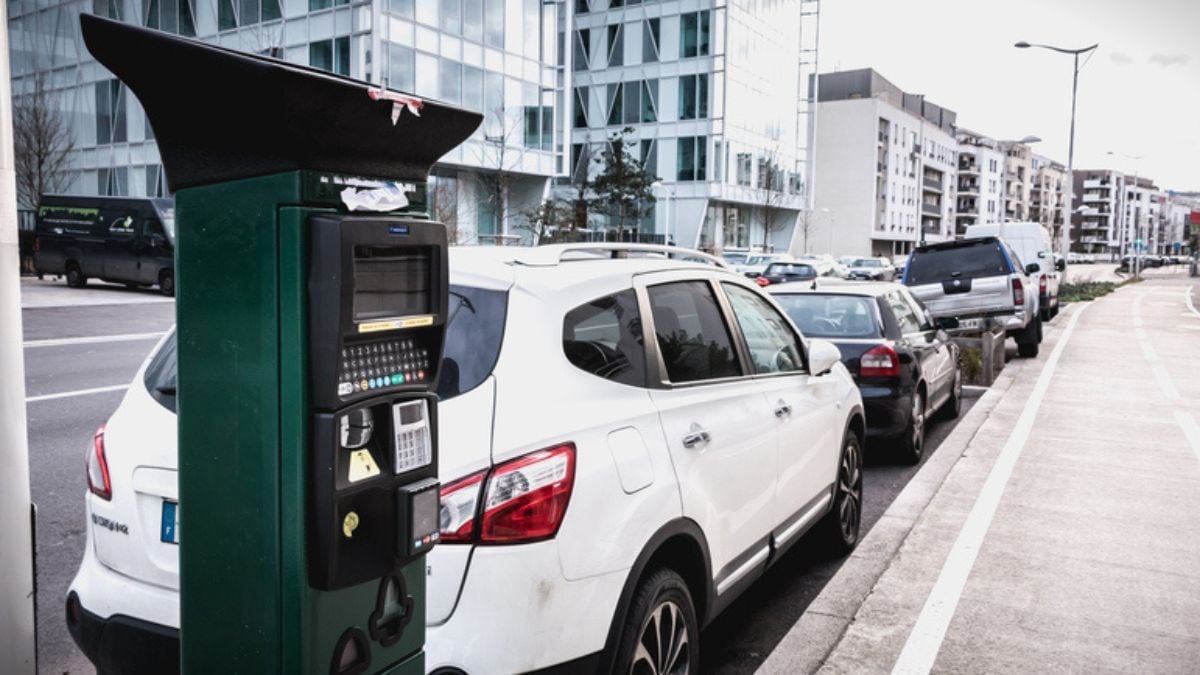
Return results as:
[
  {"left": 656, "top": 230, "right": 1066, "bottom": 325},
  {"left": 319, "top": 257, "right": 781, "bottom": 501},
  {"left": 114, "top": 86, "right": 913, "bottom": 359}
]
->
[{"left": 308, "top": 215, "right": 448, "bottom": 591}]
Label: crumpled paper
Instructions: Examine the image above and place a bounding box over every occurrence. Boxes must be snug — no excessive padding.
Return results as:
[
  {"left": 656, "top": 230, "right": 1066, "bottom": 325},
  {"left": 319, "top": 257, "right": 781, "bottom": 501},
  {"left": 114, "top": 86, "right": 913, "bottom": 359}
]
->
[{"left": 339, "top": 183, "right": 412, "bottom": 212}]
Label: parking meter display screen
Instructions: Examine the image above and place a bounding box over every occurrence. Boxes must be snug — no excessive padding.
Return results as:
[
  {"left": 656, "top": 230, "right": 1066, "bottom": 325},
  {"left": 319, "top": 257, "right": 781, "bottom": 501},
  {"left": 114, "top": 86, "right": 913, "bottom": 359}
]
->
[{"left": 352, "top": 245, "right": 432, "bottom": 321}]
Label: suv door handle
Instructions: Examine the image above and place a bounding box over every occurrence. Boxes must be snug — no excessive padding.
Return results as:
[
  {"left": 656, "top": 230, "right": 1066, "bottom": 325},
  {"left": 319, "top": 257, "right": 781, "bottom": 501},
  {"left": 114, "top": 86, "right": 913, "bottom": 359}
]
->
[
  {"left": 682, "top": 428, "right": 711, "bottom": 448},
  {"left": 774, "top": 402, "right": 792, "bottom": 418}
]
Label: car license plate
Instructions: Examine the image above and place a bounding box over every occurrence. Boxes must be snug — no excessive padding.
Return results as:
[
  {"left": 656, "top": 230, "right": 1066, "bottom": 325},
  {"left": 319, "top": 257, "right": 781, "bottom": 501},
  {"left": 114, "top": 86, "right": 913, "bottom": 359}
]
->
[
  {"left": 161, "top": 500, "right": 179, "bottom": 544},
  {"left": 959, "top": 317, "right": 983, "bottom": 331}
]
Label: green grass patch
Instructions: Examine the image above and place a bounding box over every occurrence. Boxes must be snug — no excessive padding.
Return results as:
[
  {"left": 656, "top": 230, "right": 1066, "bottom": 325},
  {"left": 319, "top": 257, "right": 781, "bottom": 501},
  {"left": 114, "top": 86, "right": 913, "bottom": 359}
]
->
[{"left": 1059, "top": 281, "right": 1118, "bottom": 302}]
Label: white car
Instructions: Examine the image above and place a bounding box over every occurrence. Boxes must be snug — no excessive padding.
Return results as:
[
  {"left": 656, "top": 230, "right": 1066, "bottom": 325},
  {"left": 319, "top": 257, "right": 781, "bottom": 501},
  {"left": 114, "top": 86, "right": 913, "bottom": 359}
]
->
[
  {"left": 846, "top": 257, "right": 895, "bottom": 281},
  {"left": 796, "top": 254, "right": 850, "bottom": 279},
  {"left": 66, "top": 244, "right": 865, "bottom": 674},
  {"left": 736, "top": 252, "right": 793, "bottom": 277}
]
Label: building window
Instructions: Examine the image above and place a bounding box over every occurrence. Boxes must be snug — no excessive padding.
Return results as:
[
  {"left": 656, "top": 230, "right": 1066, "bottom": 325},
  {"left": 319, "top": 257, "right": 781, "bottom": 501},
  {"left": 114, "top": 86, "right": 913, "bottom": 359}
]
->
[
  {"left": 484, "top": 0, "right": 504, "bottom": 48},
  {"left": 415, "top": 0, "right": 438, "bottom": 25},
  {"left": 310, "top": 36, "right": 350, "bottom": 76},
  {"left": 641, "top": 139, "right": 657, "bottom": 177},
  {"left": 640, "top": 79, "right": 658, "bottom": 123},
  {"left": 678, "top": 74, "right": 707, "bottom": 120},
  {"left": 462, "top": 0, "right": 482, "bottom": 40},
  {"left": 143, "top": 0, "right": 199, "bottom": 36},
  {"left": 98, "top": 166, "right": 128, "bottom": 196},
  {"left": 607, "top": 23, "right": 623, "bottom": 67},
  {"left": 642, "top": 18, "right": 660, "bottom": 63},
  {"left": 146, "top": 165, "right": 166, "bottom": 197},
  {"left": 679, "top": 11, "right": 710, "bottom": 59},
  {"left": 462, "top": 65, "right": 483, "bottom": 111},
  {"left": 95, "top": 79, "right": 127, "bottom": 145},
  {"left": 95, "top": 0, "right": 121, "bottom": 19},
  {"left": 388, "top": 43, "right": 414, "bottom": 91},
  {"left": 309, "top": 0, "right": 348, "bottom": 11},
  {"left": 573, "top": 29, "right": 590, "bottom": 71},
  {"left": 440, "top": 0, "right": 461, "bottom": 33},
  {"left": 677, "top": 136, "right": 707, "bottom": 182},
  {"left": 439, "top": 59, "right": 462, "bottom": 104},
  {"left": 575, "top": 0, "right": 588, "bottom": 14},
  {"left": 606, "top": 83, "right": 622, "bottom": 126},
  {"left": 736, "top": 153, "right": 751, "bottom": 186},
  {"left": 573, "top": 86, "right": 589, "bottom": 128}
]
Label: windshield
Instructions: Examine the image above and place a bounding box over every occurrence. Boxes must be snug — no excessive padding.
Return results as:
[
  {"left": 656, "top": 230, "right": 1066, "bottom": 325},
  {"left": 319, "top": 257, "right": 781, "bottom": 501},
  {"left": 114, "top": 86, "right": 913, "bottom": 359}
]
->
[
  {"left": 766, "top": 263, "right": 816, "bottom": 277},
  {"left": 856, "top": 259, "right": 883, "bottom": 268},
  {"left": 774, "top": 294, "right": 880, "bottom": 339},
  {"left": 722, "top": 252, "right": 749, "bottom": 265},
  {"left": 905, "top": 239, "right": 1011, "bottom": 285}
]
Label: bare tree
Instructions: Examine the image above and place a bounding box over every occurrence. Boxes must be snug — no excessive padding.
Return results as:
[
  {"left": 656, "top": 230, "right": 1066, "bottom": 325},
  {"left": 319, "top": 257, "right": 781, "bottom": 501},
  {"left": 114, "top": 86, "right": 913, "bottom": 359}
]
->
[
  {"left": 798, "top": 208, "right": 816, "bottom": 254},
  {"left": 757, "top": 150, "right": 789, "bottom": 252},
  {"left": 466, "top": 106, "right": 539, "bottom": 245},
  {"left": 13, "top": 72, "right": 75, "bottom": 211},
  {"left": 429, "top": 178, "right": 463, "bottom": 244}
]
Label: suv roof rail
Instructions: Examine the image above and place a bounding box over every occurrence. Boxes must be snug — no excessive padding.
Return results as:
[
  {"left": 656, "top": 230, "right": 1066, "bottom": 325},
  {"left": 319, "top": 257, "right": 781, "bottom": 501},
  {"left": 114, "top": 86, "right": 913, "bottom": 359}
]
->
[{"left": 514, "top": 243, "right": 730, "bottom": 269}]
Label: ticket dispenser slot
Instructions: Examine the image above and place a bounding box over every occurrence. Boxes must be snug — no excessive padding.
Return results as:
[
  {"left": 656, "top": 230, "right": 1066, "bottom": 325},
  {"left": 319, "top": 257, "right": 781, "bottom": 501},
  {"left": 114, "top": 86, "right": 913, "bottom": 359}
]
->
[{"left": 309, "top": 215, "right": 446, "bottom": 591}]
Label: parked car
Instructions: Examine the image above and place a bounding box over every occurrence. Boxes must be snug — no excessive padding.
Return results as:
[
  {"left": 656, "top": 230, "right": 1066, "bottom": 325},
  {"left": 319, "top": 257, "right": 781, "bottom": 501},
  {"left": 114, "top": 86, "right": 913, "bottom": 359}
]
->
[
  {"left": 754, "top": 261, "right": 819, "bottom": 286},
  {"left": 33, "top": 194, "right": 176, "bottom": 296},
  {"left": 893, "top": 254, "right": 911, "bottom": 276},
  {"left": 720, "top": 248, "right": 751, "bottom": 267},
  {"left": 67, "top": 244, "right": 866, "bottom": 675},
  {"left": 796, "top": 254, "right": 850, "bottom": 279},
  {"left": 846, "top": 257, "right": 895, "bottom": 281},
  {"left": 903, "top": 236, "right": 1043, "bottom": 357},
  {"left": 770, "top": 283, "right": 961, "bottom": 464},
  {"left": 964, "top": 222, "right": 1060, "bottom": 321},
  {"left": 737, "top": 252, "right": 793, "bottom": 277}
]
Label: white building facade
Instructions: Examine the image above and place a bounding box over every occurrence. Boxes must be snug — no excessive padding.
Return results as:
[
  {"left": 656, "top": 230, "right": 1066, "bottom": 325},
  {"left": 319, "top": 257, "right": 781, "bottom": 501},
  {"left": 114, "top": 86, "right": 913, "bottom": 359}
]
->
[
  {"left": 8, "top": 0, "right": 566, "bottom": 244},
  {"left": 566, "top": 0, "right": 819, "bottom": 253},
  {"left": 954, "top": 127, "right": 1005, "bottom": 235},
  {"left": 811, "top": 68, "right": 956, "bottom": 258}
]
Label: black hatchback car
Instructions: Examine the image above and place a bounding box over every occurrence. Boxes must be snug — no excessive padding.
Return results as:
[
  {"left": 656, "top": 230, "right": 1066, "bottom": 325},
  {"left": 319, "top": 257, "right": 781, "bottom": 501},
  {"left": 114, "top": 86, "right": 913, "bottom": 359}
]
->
[
  {"left": 770, "top": 282, "right": 961, "bottom": 464},
  {"left": 752, "top": 261, "right": 818, "bottom": 287}
]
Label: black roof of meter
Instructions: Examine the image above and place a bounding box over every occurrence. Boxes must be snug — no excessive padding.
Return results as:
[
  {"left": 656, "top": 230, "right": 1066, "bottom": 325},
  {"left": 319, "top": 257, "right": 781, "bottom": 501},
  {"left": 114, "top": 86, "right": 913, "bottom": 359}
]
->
[{"left": 79, "top": 14, "right": 482, "bottom": 191}]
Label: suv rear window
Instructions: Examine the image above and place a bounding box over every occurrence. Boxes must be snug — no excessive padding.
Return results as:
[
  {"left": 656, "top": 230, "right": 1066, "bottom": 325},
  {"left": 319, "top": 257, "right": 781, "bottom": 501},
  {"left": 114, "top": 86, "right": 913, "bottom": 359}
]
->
[
  {"left": 774, "top": 294, "right": 880, "bottom": 339},
  {"left": 144, "top": 331, "right": 178, "bottom": 413},
  {"left": 562, "top": 290, "right": 646, "bottom": 386},
  {"left": 905, "top": 239, "right": 1011, "bottom": 285}
]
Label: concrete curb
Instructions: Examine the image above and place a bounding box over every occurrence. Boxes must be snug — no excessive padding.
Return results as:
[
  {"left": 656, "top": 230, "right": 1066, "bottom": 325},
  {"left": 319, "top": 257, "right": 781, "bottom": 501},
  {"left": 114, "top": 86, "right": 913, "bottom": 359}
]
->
[{"left": 754, "top": 305, "right": 1080, "bottom": 675}]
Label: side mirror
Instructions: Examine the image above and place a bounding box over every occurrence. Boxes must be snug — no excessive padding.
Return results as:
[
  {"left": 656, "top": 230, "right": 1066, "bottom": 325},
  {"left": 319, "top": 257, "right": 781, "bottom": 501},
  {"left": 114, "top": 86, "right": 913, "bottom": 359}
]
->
[
  {"left": 1056, "top": 259, "right": 1066, "bottom": 272},
  {"left": 808, "top": 339, "right": 842, "bottom": 376},
  {"left": 1024, "top": 263, "right": 1039, "bottom": 275},
  {"left": 936, "top": 316, "right": 959, "bottom": 330}
]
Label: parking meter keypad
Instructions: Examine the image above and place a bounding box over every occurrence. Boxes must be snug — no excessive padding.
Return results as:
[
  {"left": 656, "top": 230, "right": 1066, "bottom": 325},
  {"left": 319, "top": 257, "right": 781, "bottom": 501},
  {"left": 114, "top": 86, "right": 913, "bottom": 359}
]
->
[{"left": 338, "top": 339, "right": 432, "bottom": 396}]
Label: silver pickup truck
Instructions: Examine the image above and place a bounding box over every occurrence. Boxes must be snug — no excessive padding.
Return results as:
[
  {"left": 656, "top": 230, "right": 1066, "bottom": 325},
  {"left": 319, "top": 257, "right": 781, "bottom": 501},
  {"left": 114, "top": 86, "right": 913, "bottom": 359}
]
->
[{"left": 902, "top": 236, "right": 1043, "bottom": 358}]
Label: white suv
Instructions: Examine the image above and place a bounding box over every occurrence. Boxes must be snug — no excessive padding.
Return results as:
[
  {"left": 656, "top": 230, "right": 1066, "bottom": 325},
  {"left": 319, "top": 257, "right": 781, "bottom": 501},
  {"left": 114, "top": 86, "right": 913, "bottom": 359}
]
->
[{"left": 66, "top": 244, "right": 865, "bottom": 674}]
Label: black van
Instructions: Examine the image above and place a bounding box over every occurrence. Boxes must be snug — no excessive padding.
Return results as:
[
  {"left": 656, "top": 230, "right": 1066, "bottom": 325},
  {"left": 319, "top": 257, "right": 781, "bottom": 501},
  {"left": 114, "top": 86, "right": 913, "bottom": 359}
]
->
[{"left": 34, "top": 195, "right": 176, "bottom": 296}]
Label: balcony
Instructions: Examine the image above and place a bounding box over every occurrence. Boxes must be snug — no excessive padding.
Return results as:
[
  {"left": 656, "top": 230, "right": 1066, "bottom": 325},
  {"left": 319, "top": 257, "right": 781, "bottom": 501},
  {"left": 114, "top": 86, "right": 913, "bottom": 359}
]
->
[
  {"left": 1082, "top": 192, "right": 1106, "bottom": 203},
  {"left": 922, "top": 203, "right": 941, "bottom": 216},
  {"left": 958, "top": 181, "right": 979, "bottom": 195},
  {"left": 1081, "top": 236, "right": 1109, "bottom": 245},
  {"left": 1084, "top": 178, "right": 1112, "bottom": 189},
  {"left": 923, "top": 176, "right": 943, "bottom": 192}
]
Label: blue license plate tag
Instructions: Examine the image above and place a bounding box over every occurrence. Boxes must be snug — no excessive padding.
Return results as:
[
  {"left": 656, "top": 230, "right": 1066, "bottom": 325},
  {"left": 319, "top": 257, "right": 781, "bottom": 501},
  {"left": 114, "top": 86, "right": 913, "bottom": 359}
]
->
[{"left": 161, "top": 500, "right": 179, "bottom": 544}]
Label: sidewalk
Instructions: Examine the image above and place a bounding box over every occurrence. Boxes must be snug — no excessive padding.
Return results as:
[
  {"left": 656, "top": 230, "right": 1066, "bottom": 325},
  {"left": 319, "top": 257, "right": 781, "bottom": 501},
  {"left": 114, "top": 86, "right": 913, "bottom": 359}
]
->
[{"left": 762, "top": 277, "right": 1200, "bottom": 673}]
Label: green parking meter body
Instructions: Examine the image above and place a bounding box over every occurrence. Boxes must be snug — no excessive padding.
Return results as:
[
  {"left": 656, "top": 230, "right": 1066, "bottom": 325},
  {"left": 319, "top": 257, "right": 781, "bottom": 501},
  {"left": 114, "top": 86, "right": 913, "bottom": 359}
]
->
[{"left": 80, "top": 15, "right": 482, "bottom": 674}]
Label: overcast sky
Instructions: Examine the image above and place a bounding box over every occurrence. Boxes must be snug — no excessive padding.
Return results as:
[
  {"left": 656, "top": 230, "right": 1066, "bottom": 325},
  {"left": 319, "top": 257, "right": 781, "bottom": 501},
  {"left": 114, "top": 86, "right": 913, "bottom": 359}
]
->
[{"left": 819, "top": 0, "right": 1200, "bottom": 191}]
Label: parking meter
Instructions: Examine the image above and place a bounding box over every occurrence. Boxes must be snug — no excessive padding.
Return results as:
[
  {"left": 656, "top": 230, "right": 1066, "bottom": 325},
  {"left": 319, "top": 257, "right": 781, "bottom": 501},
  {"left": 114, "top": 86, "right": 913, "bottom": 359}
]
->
[{"left": 81, "top": 15, "right": 481, "bottom": 674}]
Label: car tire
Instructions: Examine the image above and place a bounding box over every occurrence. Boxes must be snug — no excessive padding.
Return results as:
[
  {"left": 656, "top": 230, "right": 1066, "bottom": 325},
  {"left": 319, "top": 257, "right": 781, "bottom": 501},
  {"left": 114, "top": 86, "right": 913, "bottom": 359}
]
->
[
  {"left": 818, "top": 431, "right": 864, "bottom": 554},
  {"left": 159, "top": 270, "right": 175, "bottom": 297},
  {"left": 66, "top": 262, "right": 87, "bottom": 288},
  {"left": 1017, "top": 318, "right": 1041, "bottom": 358},
  {"left": 614, "top": 568, "right": 700, "bottom": 675},
  {"left": 897, "top": 389, "right": 925, "bottom": 465},
  {"left": 939, "top": 368, "right": 962, "bottom": 420}
]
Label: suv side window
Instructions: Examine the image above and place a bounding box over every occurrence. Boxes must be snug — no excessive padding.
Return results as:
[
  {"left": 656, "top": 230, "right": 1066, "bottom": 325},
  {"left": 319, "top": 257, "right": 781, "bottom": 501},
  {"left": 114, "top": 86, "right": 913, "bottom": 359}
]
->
[
  {"left": 647, "top": 281, "right": 742, "bottom": 383},
  {"left": 886, "top": 291, "right": 922, "bottom": 334},
  {"left": 722, "top": 283, "right": 804, "bottom": 374},
  {"left": 562, "top": 289, "right": 647, "bottom": 386}
]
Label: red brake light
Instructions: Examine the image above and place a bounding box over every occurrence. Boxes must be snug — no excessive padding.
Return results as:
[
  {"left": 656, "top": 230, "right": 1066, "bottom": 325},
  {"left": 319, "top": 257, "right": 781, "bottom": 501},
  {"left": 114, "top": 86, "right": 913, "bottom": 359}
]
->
[
  {"left": 439, "top": 470, "right": 486, "bottom": 543},
  {"left": 1039, "top": 275, "right": 1047, "bottom": 293},
  {"left": 87, "top": 425, "right": 112, "bottom": 501},
  {"left": 860, "top": 344, "right": 900, "bottom": 378},
  {"left": 480, "top": 444, "right": 575, "bottom": 544},
  {"left": 755, "top": 276, "right": 770, "bottom": 287},
  {"left": 1012, "top": 278, "right": 1024, "bottom": 306}
]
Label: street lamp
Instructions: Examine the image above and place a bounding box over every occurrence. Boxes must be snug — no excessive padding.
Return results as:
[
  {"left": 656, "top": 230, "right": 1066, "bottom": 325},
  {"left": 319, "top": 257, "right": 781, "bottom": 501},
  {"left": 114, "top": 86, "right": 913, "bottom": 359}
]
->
[
  {"left": 1014, "top": 40, "right": 1098, "bottom": 258},
  {"left": 997, "top": 135, "right": 1041, "bottom": 226},
  {"left": 1107, "top": 151, "right": 1146, "bottom": 279}
]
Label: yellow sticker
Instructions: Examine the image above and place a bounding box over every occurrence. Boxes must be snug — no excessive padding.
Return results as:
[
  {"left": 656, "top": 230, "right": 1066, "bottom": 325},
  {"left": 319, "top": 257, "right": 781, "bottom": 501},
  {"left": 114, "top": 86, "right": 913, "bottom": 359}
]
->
[
  {"left": 357, "top": 315, "right": 435, "bottom": 333},
  {"left": 342, "top": 511, "right": 360, "bottom": 538},
  {"left": 347, "top": 449, "right": 381, "bottom": 483}
]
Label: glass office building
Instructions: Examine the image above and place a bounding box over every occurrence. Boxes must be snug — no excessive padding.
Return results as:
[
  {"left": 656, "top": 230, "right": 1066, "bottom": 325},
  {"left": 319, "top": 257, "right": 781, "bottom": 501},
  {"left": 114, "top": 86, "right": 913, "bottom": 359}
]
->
[{"left": 7, "top": 0, "right": 564, "bottom": 244}]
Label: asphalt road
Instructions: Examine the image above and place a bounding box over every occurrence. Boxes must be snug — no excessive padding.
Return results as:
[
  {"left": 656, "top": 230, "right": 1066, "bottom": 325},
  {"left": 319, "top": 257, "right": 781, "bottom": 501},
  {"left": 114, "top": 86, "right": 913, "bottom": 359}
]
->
[
  {"left": 21, "top": 278, "right": 979, "bottom": 675},
  {"left": 21, "top": 279, "right": 174, "bottom": 675}
]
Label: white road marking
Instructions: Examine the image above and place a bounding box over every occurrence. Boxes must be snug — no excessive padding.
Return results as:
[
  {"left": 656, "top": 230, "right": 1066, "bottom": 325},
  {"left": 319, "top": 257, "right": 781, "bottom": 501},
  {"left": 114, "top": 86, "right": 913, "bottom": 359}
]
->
[
  {"left": 23, "top": 331, "right": 166, "bottom": 348},
  {"left": 891, "top": 304, "right": 1089, "bottom": 675},
  {"left": 1176, "top": 411, "right": 1200, "bottom": 463},
  {"left": 26, "top": 384, "right": 129, "bottom": 403},
  {"left": 1187, "top": 286, "right": 1200, "bottom": 318}
]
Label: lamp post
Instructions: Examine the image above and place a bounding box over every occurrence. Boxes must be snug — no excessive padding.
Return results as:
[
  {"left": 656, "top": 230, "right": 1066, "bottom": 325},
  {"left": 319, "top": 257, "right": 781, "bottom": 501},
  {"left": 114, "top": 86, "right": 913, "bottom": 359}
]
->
[{"left": 1015, "top": 41, "right": 1098, "bottom": 259}]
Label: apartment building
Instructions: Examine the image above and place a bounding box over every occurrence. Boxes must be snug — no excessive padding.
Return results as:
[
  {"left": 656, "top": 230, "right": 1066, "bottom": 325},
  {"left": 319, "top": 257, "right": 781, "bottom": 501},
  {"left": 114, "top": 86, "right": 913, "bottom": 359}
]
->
[
  {"left": 954, "top": 128, "right": 1005, "bottom": 234},
  {"left": 8, "top": 0, "right": 566, "bottom": 244},
  {"left": 1002, "top": 142, "right": 1034, "bottom": 223},
  {"left": 811, "top": 68, "right": 957, "bottom": 258},
  {"left": 567, "top": 0, "right": 819, "bottom": 253},
  {"left": 1072, "top": 169, "right": 1126, "bottom": 255},
  {"left": 1030, "top": 153, "right": 1066, "bottom": 242}
]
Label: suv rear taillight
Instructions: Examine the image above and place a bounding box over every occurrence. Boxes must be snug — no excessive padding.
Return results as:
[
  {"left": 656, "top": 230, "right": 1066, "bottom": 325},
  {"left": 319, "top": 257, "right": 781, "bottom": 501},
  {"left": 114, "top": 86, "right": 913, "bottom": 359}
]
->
[
  {"left": 439, "top": 471, "right": 486, "bottom": 542},
  {"left": 1039, "top": 274, "right": 1047, "bottom": 294},
  {"left": 438, "top": 443, "right": 576, "bottom": 545},
  {"left": 86, "top": 425, "right": 112, "bottom": 501},
  {"left": 1012, "top": 278, "right": 1024, "bottom": 306},
  {"left": 860, "top": 344, "right": 900, "bottom": 378}
]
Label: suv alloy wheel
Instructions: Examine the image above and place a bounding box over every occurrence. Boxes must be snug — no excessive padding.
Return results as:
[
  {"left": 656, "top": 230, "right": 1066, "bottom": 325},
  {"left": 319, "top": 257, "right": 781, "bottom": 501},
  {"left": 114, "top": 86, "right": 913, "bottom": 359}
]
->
[{"left": 616, "top": 568, "right": 700, "bottom": 675}]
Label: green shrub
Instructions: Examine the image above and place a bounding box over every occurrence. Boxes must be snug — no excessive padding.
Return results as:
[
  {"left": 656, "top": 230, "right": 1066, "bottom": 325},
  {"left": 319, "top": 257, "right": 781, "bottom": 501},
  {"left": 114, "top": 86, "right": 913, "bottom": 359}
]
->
[
  {"left": 959, "top": 347, "right": 983, "bottom": 385},
  {"left": 1059, "top": 281, "right": 1117, "bottom": 303}
]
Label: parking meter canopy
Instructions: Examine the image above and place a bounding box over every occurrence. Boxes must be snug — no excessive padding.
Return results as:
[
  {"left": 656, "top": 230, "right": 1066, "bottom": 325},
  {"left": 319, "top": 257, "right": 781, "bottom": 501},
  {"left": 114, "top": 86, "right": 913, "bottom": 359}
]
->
[{"left": 79, "top": 14, "right": 482, "bottom": 192}]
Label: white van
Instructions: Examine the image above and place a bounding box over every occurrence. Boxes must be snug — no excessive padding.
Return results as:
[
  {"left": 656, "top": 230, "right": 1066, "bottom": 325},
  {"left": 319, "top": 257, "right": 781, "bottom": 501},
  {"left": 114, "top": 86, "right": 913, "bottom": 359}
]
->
[{"left": 964, "top": 222, "right": 1062, "bottom": 321}]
